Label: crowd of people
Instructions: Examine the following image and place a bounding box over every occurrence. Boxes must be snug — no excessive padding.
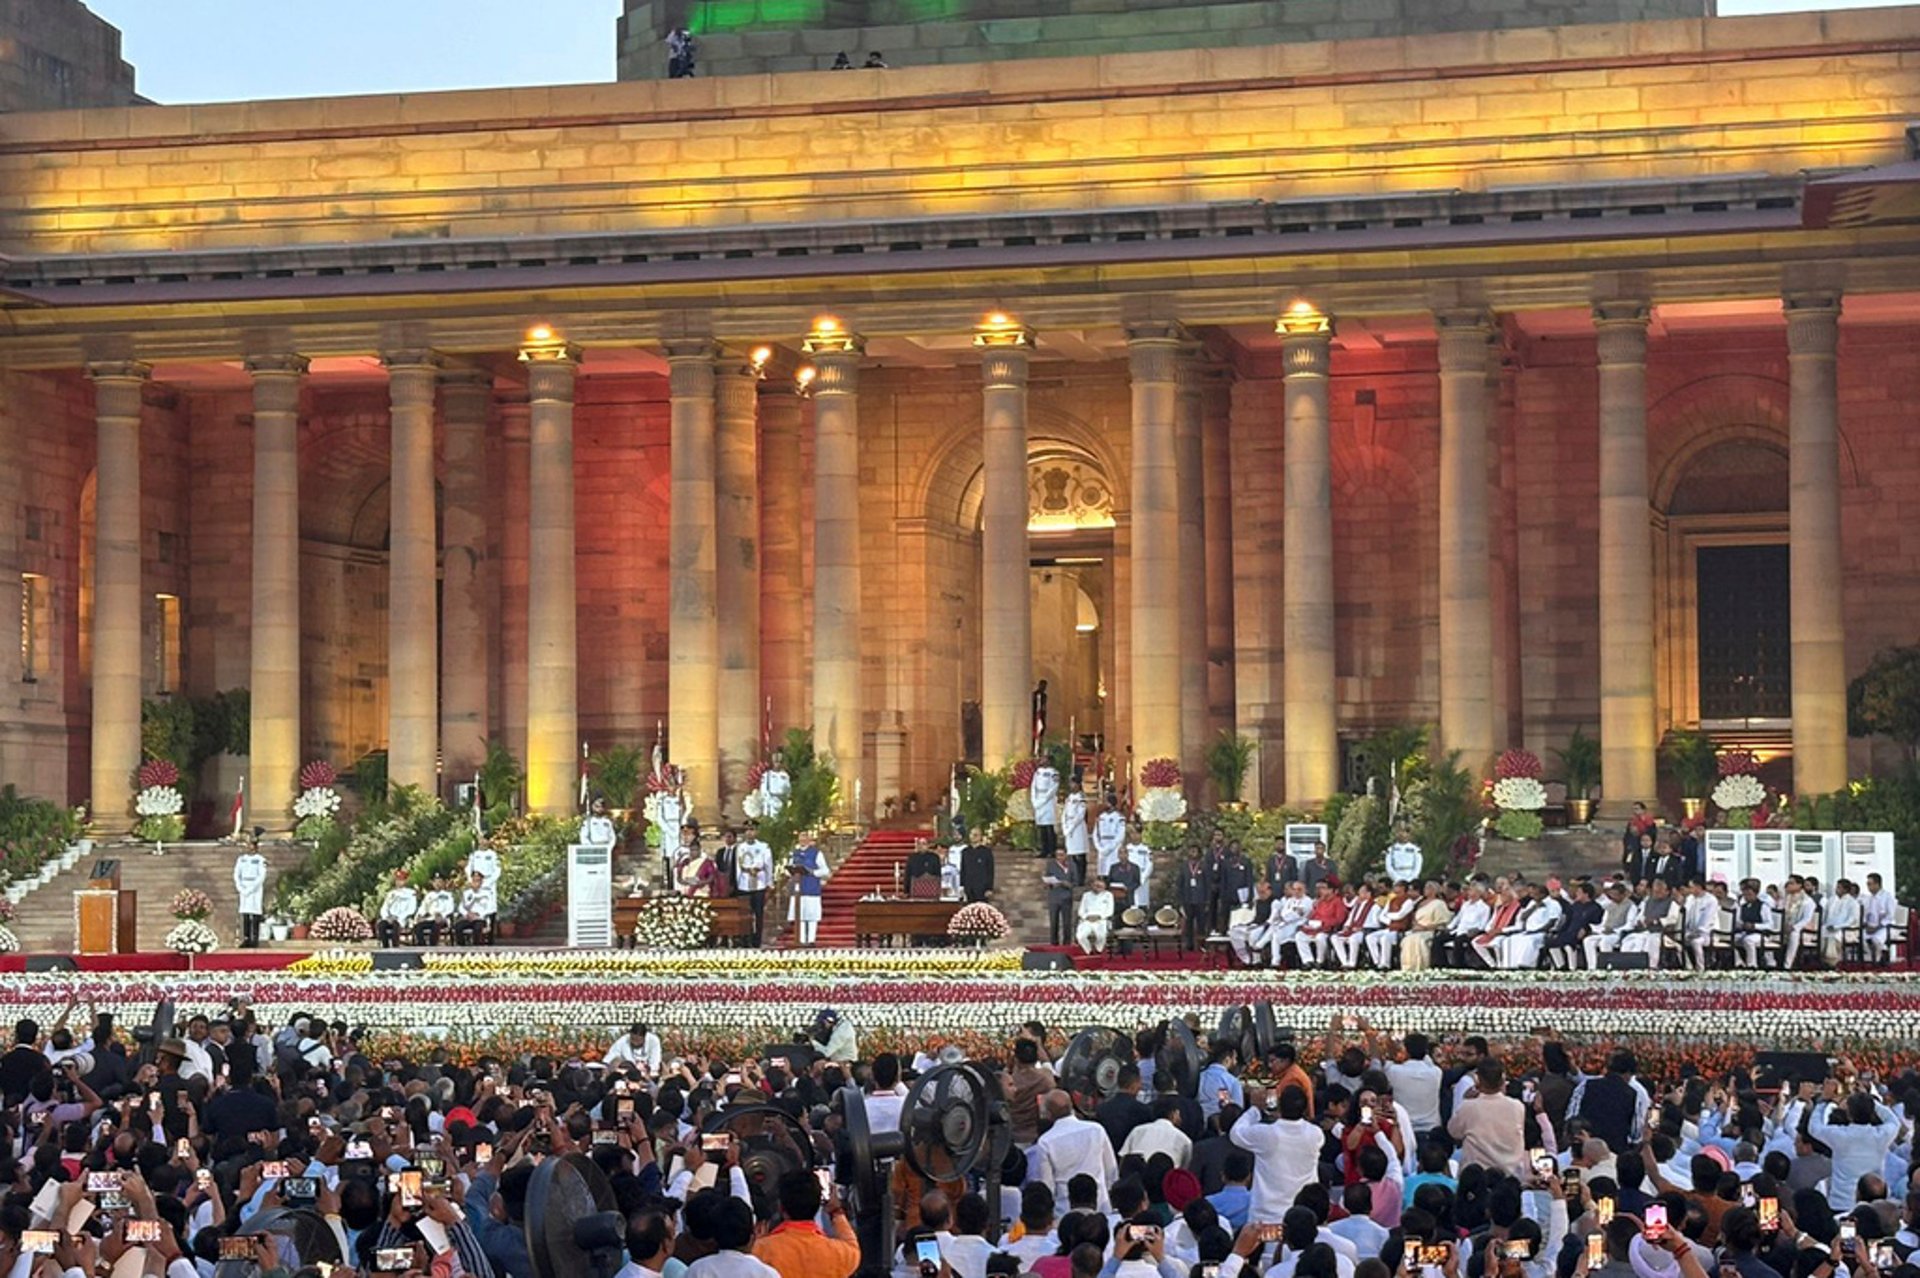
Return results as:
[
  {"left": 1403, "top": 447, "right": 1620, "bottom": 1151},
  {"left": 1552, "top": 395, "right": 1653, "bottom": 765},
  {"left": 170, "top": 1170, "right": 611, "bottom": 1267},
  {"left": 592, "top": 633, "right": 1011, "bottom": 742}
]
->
[{"left": 0, "top": 983, "right": 1915, "bottom": 1278}]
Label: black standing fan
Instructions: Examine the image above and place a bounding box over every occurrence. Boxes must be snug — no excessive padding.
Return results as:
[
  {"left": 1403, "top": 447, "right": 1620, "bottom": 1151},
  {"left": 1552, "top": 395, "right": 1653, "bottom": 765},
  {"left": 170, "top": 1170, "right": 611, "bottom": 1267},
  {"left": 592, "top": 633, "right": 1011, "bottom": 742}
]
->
[
  {"left": 210, "top": 1206, "right": 343, "bottom": 1278},
  {"left": 1215, "top": 1002, "right": 1278, "bottom": 1064},
  {"left": 1059, "top": 1026, "right": 1136, "bottom": 1109},
  {"left": 524, "top": 1153, "right": 626, "bottom": 1278},
  {"left": 840, "top": 1084, "right": 908, "bottom": 1268},
  {"left": 902, "top": 1062, "right": 1012, "bottom": 1243},
  {"left": 134, "top": 998, "right": 175, "bottom": 1068},
  {"left": 1155, "top": 1019, "right": 1204, "bottom": 1097},
  {"left": 701, "top": 1101, "right": 817, "bottom": 1198}
]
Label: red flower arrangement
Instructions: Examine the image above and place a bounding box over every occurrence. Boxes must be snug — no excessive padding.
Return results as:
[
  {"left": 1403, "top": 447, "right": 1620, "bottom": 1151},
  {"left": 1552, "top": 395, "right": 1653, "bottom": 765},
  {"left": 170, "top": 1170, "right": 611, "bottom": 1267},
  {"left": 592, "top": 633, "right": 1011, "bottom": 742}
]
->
[
  {"left": 1140, "top": 757, "right": 1183, "bottom": 789},
  {"left": 1009, "top": 759, "right": 1041, "bottom": 791},
  {"left": 1718, "top": 750, "right": 1760, "bottom": 778},
  {"left": 298, "top": 760, "right": 338, "bottom": 790},
  {"left": 1494, "top": 749, "right": 1542, "bottom": 781},
  {"left": 646, "top": 764, "right": 686, "bottom": 794},
  {"left": 136, "top": 759, "right": 180, "bottom": 789}
]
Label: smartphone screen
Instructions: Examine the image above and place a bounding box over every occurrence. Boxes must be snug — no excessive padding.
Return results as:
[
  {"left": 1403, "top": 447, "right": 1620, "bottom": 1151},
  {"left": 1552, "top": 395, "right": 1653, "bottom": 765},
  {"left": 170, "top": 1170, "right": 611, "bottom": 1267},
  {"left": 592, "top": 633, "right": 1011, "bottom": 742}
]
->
[
  {"left": 474, "top": 1142, "right": 494, "bottom": 1164},
  {"left": 174, "top": 1139, "right": 191, "bottom": 1160},
  {"left": 1421, "top": 1244, "right": 1454, "bottom": 1266},
  {"left": 1740, "top": 1185, "right": 1757, "bottom": 1209},
  {"left": 22, "top": 1231, "right": 58, "bottom": 1256},
  {"left": 1839, "top": 1220, "right": 1857, "bottom": 1252},
  {"left": 1596, "top": 1197, "right": 1616, "bottom": 1227},
  {"left": 1504, "top": 1240, "right": 1530, "bottom": 1260},
  {"left": 1587, "top": 1234, "right": 1606, "bottom": 1267},
  {"left": 815, "top": 1168, "right": 834, "bottom": 1198},
  {"left": 86, "top": 1170, "right": 123, "bottom": 1193},
  {"left": 1258, "top": 1222, "right": 1286, "bottom": 1243},
  {"left": 1872, "top": 1243, "right": 1896, "bottom": 1269},
  {"left": 1360, "top": 1104, "right": 1374, "bottom": 1125},
  {"left": 399, "top": 1170, "right": 423, "bottom": 1206},
  {"left": 702, "top": 1132, "right": 732, "bottom": 1152},
  {"left": 218, "top": 1238, "right": 256, "bottom": 1262},
  {"left": 375, "top": 1247, "right": 415, "bottom": 1272},
  {"left": 592, "top": 1131, "right": 619, "bottom": 1147},
  {"left": 1644, "top": 1203, "right": 1668, "bottom": 1238},
  {"left": 125, "top": 1220, "right": 163, "bottom": 1244},
  {"left": 915, "top": 1239, "right": 941, "bottom": 1265}
]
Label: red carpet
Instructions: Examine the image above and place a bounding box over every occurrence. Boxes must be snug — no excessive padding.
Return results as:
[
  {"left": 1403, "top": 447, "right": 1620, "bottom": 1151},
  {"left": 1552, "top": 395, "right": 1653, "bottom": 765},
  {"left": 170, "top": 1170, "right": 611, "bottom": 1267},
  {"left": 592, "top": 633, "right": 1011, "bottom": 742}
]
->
[
  {"left": 778, "top": 828, "right": 932, "bottom": 948},
  {"left": 0, "top": 951, "right": 306, "bottom": 973}
]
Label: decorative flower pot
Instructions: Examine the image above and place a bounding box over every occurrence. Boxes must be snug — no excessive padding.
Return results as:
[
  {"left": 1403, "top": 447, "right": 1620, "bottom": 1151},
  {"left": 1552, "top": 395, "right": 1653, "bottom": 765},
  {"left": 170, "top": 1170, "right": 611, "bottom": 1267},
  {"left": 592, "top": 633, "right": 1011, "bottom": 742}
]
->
[
  {"left": 1566, "top": 798, "right": 1594, "bottom": 826},
  {"left": 266, "top": 921, "right": 291, "bottom": 943},
  {"left": 290, "top": 924, "right": 310, "bottom": 941},
  {"left": 1681, "top": 797, "right": 1706, "bottom": 820}
]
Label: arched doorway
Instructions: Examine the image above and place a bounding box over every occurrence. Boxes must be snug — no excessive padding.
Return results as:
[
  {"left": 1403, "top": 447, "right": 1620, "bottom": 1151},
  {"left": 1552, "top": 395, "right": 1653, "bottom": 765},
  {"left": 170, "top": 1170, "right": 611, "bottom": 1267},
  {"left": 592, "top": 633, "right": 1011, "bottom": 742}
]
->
[{"left": 1653, "top": 428, "right": 1791, "bottom": 733}]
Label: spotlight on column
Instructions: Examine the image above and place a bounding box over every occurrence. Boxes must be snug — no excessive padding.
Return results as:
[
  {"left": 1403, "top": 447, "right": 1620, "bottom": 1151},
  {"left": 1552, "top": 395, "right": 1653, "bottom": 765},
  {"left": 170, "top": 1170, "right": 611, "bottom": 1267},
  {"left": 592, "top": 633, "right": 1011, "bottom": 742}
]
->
[
  {"left": 1276, "top": 301, "right": 1330, "bottom": 337},
  {"left": 973, "top": 312, "right": 1034, "bottom": 348},
  {"left": 795, "top": 364, "right": 817, "bottom": 396},
  {"left": 750, "top": 345, "right": 773, "bottom": 369},
  {"left": 526, "top": 323, "right": 555, "bottom": 344}
]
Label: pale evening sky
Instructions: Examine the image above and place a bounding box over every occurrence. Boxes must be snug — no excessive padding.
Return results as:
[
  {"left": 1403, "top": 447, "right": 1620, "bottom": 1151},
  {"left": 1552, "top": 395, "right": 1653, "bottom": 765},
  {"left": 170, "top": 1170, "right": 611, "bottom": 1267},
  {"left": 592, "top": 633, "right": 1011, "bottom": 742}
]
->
[{"left": 86, "top": 0, "right": 1914, "bottom": 105}]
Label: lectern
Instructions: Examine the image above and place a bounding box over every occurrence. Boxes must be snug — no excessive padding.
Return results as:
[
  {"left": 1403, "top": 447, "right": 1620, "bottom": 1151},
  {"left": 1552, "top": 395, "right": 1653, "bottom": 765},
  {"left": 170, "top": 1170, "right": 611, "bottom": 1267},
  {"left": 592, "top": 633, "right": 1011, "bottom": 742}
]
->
[{"left": 75, "top": 860, "right": 136, "bottom": 954}]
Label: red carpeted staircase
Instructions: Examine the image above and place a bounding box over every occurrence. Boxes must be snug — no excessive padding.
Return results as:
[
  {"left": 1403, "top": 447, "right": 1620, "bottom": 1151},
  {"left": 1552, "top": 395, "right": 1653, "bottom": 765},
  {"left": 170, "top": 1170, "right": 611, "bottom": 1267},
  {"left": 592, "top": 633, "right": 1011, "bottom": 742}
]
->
[{"left": 777, "top": 828, "right": 932, "bottom": 948}]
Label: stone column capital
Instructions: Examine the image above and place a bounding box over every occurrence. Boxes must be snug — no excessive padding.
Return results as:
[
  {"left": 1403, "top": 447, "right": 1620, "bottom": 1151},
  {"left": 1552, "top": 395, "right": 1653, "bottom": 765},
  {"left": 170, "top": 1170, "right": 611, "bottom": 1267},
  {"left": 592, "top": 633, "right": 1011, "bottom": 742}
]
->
[
  {"left": 1784, "top": 293, "right": 1842, "bottom": 356},
  {"left": 518, "top": 336, "right": 582, "bottom": 371},
  {"left": 801, "top": 318, "right": 865, "bottom": 361},
  {"left": 523, "top": 355, "right": 579, "bottom": 405},
  {"left": 1593, "top": 301, "right": 1650, "bottom": 367},
  {"left": 1126, "top": 322, "right": 1187, "bottom": 383},
  {"left": 243, "top": 353, "right": 311, "bottom": 379},
  {"left": 809, "top": 350, "right": 861, "bottom": 397},
  {"left": 1280, "top": 322, "right": 1333, "bottom": 379},
  {"left": 714, "top": 357, "right": 759, "bottom": 416},
  {"left": 381, "top": 349, "right": 444, "bottom": 371},
  {"left": 978, "top": 342, "right": 1031, "bottom": 390},
  {"left": 85, "top": 360, "right": 152, "bottom": 385},
  {"left": 1434, "top": 308, "right": 1495, "bottom": 369}
]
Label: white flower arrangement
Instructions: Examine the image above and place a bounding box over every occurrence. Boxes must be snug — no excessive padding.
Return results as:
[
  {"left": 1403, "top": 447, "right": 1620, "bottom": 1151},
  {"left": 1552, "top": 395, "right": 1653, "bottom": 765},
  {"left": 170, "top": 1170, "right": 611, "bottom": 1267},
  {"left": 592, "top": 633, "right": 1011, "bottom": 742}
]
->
[
  {"left": 135, "top": 786, "right": 183, "bottom": 818},
  {"left": 1491, "top": 777, "right": 1547, "bottom": 812},
  {"left": 1136, "top": 788, "right": 1187, "bottom": 824},
  {"left": 1712, "top": 774, "right": 1767, "bottom": 811},
  {"left": 1005, "top": 789, "right": 1034, "bottom": 822},
  {"left": 0, "top": 926, "right": 17, "bottom": 954},
  {"left": 631, "top": 896, "right": 714, "bottom": 950},
  {"left": 293, "top": 786, "right": 341, "bottom": 821},
  {"left": 163, "top": 921, "right": 218, "bottom": 955},
  {"left": 742, "top": 790, "right": 766, "bottom": 820}
]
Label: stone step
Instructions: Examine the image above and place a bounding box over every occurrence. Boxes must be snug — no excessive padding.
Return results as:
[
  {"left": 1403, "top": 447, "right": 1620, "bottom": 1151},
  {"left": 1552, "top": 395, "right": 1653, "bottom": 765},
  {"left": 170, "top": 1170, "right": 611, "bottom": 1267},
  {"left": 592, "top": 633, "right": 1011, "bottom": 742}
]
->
[{"left": 12, "top": 839, "right": 310, "bottom": 953}]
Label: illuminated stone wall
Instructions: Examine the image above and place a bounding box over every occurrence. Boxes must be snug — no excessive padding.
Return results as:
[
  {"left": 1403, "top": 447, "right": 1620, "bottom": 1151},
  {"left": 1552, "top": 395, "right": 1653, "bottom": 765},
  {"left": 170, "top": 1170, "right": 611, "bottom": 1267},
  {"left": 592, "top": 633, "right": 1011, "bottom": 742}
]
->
[
  {"left": 618, "top": 0, "right": 1709, "bottom": 78},
  {"left": 0, "top": 0, "right": 140, "bottom": 112}
]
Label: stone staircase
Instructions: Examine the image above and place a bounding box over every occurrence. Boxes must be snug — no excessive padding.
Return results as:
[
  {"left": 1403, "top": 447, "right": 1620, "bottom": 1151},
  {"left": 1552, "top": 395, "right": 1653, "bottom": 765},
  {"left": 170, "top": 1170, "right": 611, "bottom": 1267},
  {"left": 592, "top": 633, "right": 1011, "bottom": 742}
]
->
[
  {"left": 1477, "top": 828, "right": 1624, "bottom": 883},
  {"left": 11, "top": 839, "right": 311, "bottom": 953}
]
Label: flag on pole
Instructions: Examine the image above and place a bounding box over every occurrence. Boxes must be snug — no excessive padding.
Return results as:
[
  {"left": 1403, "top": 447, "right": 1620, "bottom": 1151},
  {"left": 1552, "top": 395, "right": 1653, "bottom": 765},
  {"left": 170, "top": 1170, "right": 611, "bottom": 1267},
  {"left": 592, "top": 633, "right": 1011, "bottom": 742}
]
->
[
  {"left": 472, "top": 771, "right": 485, "bottom": 840},
  {"left": 762, "top": 696, "right": 774, "bottom": 763},
  {"left": 579, "top": 741, "right": 590, "bottom": 812},
  {"left": 229, "top": 776, "right": 246, "bottom": 840}
]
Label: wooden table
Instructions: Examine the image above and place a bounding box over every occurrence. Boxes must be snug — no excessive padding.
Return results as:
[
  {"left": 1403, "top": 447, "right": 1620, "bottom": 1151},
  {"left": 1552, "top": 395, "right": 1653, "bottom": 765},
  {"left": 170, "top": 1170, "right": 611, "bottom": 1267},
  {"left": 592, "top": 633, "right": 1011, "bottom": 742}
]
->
[
  {"left": 854, "top": 898, "right": 964, "bottom": 947},
  {"left": 614, "top": 895, "right": 756, "bottom": 949}
]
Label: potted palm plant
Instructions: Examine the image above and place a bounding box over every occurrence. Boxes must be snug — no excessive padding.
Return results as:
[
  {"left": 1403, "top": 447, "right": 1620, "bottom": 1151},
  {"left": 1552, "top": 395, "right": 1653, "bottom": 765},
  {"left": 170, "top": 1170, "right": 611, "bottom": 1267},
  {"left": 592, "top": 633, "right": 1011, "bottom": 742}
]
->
[
  {"left": 1553, "top": 727, "right": 1601, "bottom": 826},
  {"left": 1205, "top": 731, "right": 1257, "bottom": 808},
  {"left": 1658, "top": 728, "right": 1717, "bottom": 821}
]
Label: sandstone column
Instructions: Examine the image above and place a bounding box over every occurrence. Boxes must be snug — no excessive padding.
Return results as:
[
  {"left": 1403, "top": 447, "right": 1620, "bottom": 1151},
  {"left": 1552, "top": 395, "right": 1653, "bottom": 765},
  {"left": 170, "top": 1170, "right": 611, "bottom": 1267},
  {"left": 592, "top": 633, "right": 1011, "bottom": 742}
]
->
[
  {"left": 803, "top": 320, "right": 865, "bottom": 817},
  {"left": 667, "top": 341, "right": 721, "bottom": 817},
  {"left": 758, "top": 380, "right": 807, "bottom": 735},
  {"left": 1279, "top": 305, "right": 1338, "bottom": 806},
  {"left": 714, "top": 355, "right": 762, "bottom": 814},
  {"left": 520, "top": 332, "right": 582, "bottom": 815},
  {"left": 87, "top": 361, "right": 150, "bottom": 832},
  {"left": 1435, "top": 310, "right": 1496, "bottom": 769},
  {"left": 1176, "top": 349, "right": 1209, "bottom": 779},
  {"left": 1127, "top": 320, "right": 1185, "bottom": 783},
  {"left": 244, "top": 354, "right": 308, "bottom": 827},
  {"left": 439, "top": 369, "right": 492, "bottom": 785},
  {"left": 1785, "top": 292, "right": 1848, "bottom": 795},
  {"left": 382, "top": 352, "right": 442, "bottom": 796},
  {"left": 977, "top": 315, "right": 1034, "bottom": 771},
  {"left": 1593, "top": 301, "right": 1658, "bottom": 810},
  {"left": 496, "top": 394, "right": 531, "bottom": 776}
]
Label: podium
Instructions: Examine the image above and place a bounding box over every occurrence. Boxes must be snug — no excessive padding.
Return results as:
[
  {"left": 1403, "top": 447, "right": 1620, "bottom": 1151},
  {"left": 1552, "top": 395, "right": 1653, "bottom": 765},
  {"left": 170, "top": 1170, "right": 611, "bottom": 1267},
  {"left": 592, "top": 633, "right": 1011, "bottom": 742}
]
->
[{"left": 75, "top": 860, "right": 137, "bottom": 954}]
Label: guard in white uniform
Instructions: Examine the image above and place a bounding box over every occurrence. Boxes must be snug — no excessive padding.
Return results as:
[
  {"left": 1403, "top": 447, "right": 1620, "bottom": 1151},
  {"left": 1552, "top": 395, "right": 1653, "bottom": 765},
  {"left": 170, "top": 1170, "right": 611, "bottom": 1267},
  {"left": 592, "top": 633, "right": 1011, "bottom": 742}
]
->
[
  {"left": 1093, "top": 804, "right": 1127, "bottom": 878},
  {"left": 1030, "top": 764, "right": 1061, "bottom": 861},
  {"left": 233, "top": 834, "right": 269, "bottom": 949},
  {"left": 376, "top": 869, "right": 419, "bottom": 948},
  {"left": 1061, "top": 790, "right": 1090, "bottom": 886},
  {"left": 734, "top": 823, "right": 774, "bottom": 945}
]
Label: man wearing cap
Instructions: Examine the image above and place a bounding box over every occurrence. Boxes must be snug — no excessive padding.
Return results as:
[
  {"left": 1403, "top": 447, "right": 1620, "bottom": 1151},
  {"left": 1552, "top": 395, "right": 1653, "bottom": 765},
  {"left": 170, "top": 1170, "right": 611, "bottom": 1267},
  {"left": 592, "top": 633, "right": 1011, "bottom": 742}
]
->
[
  {"left": 415, "top": 874, "right": 456, "bottom": 947},
  {"left": 734, "top": 821, "right": 774, "bottom": 945},
  {"left": 376, "top": 868, "right": 419, "bottom": 949},
  {"left": 454, "top": 870, "right": 497, "bottom": 945},
  {"left": 232, "top": 832, "right": 269, "bottom": 949},
  {"left": 809, "top": 1009, "right": 857, "bottom": 1064}
]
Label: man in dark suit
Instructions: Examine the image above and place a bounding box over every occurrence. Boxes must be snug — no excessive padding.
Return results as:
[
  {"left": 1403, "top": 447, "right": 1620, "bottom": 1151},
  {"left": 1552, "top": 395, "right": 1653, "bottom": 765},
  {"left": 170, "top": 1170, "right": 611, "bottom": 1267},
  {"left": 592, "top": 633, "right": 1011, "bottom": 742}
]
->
[
  {"left": 1178, "top": 848, "right": 1213, "bottom": 951},
  {"left": 1042, "top": 849, "right": 1075, "bottom": 946},
  {"left": 959, "top": 840, "right": 995, "bottom": 903},
  {"left": 1649, "top": 839, "right": 1687, "bottom": 890},
  {"left": 903, "top": 837, "right": 943, "bottom": 896},
  {"left": 1215, "top": 844, "right": 1254, "bottom": 932},
  {"left": 1094, "top": 1063, "right": 1154, "bottom": 1152}
]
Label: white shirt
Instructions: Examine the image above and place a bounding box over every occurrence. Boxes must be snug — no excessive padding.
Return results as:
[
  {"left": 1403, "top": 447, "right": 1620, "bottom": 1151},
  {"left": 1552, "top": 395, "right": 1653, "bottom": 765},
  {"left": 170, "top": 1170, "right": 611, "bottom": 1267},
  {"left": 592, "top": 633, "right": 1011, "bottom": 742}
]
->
[
  {"left": 1450, "top": 898, "right": 1492, "bottom": 936},
  {"left": 1863, "top": 889, "right": 1896, "bottom": 931},
  {"left": 379, "top": 887, "right": 419, "bottom": 924},
  {"left": 1386, "top": 1057, "right": 1445, "bottom": 1132},
  {"left": 1823, "top": 893, "right": 1862, "bottom": 934},
  {"left": 1119, "top": 1117, "right": 1192, "bottom": 1166},
  {"left": 1094, "top": 810, "right": 1127, "bottom": 869},
  {"left": 1811, "top": 1099, "right": 1902, "bottom": 1211},
  {"left": 582, "top": 814, "right": 618, "bottom": 847},
  {"left": 461, "top": 884, "right": 497, "bottom": 917},
  {"left": 1328, "top": 1214, "right": 1391, "bottom": 1259},
  {"left": 684, "top": 1251, "right": 779, "bottom": 1278},
  {"left": 1034, "top": 1114, "right": 1119, "bottom": 1210},
  {"left": 467, "top": 845, "right": 501, "bottom": 889},
  {"left": 1062, "top": 793, "right": 1090, "bottom": 855},
  {"left": 864, "top": 1086, "right": 907, "bottom": 1135},
  {"left": 939, "top": 1233, "right": 997, "bottom": 1278},
  {"left": 1077, "top": 891, "right": 1114, "bottom": 926},
  {"left": 1230, "top": 1107, "right": 1324, "bottom": 1224},
  {"left": 605, "top": 1032, "right": 662, "bottom": 1073}
]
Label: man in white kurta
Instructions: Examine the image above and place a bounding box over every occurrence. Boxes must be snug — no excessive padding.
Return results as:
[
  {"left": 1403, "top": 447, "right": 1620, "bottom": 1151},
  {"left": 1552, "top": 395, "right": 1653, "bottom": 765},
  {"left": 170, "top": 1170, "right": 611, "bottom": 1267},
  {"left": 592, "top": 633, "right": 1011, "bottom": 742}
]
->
[
  {"left": 1231, "top": 881, "right": 1282, "bottom": 966},
  {"left": 1061, "top": 790, "right": 1090, "bottom": 886},
  {"left": 1075, "top": 878, "right": 1115, "bottom": 954},
  {"left": 1862, "top": 873, "right": 1897, "bottom": 963},
  {"left": 1029, "top": 764, "right": 1061, "bottom": 861},
  {"left": 233, "top": 842, "right": 268, "bottom": 949},
  {"left": 1094, "top": 804, "right": 1127, "bottom": 878},
  {"left": 1820, "top": 880, "right": 1863, "bottom": 966}
]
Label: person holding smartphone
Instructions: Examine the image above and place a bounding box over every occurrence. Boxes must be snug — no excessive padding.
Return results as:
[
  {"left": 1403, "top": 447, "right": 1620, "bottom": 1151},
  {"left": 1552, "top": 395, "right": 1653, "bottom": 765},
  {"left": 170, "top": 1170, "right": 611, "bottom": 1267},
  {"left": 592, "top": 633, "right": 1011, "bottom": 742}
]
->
[{"left": 750, "top": 1168, "right": 860, "bottom": 1277}]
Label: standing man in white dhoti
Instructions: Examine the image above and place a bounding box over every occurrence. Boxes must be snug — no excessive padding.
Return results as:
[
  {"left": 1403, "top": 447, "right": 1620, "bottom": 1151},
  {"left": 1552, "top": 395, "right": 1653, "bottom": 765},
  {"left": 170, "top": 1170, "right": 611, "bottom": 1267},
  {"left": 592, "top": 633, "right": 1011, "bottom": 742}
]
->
[
  {"left": 1030, "top": 761, "right": 1061, "bottom": 863},
  {"left": 1093, "top": 802, "right": 1127, "bottom": 878},
  {"left": 1061, "top": 789, "right": 1090, "bottom": 886}
]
